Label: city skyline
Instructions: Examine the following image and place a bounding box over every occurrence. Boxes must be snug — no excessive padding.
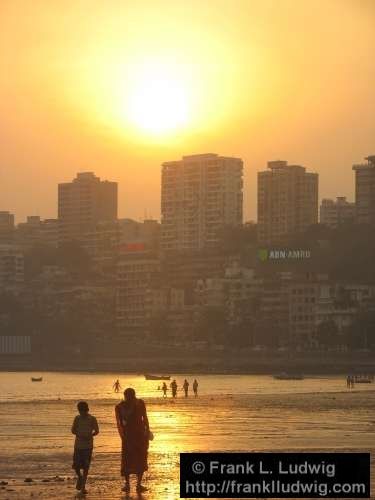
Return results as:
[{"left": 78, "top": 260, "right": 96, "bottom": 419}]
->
[
  {"left": 0, "top": 153, "right": 371, "bottom": 227},
  {"left": 0, "top": 0, "right": 374, "bottom": 223}
]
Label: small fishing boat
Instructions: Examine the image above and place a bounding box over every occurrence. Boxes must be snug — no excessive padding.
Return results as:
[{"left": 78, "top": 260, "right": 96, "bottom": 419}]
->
[
  {"left": 274, "top": 373, "right": 304, "bottom": 380},
  {"left": 144, "top": 374, "right": 171, "bottom": 381},
  {"left": 31, "top": 377, "right": 43, "bottom": 382}
]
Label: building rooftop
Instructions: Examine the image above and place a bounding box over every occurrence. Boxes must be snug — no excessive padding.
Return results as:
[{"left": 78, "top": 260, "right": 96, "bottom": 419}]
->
[{"left": 353, "top": 155, "right": 375, "bottom": 170}]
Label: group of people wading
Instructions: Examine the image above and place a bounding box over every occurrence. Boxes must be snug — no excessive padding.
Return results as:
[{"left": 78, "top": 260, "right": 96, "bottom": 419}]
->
[
  {"left": 161, "top": 378, "right": 199, "bottom": 398},
  {"left": 72, "top": 388, "right": 151, "bottom": 495}
]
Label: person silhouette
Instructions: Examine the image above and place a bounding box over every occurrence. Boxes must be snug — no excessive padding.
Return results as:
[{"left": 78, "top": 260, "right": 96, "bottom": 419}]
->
[
  {"left": 170, "top": 379, "right": 177, "bottom": 398},
  {"left": 183, "top": 379, "right": 189, "bottom": 398},
  {"left": 193, "top": 379, "right": 199, "bottom": 397},
  {"left": 115, "top": 388, "right": 151, "bottom": 494},
  {"left": 113, "top": 379, "right": 121, "bottom": 393},
  {"left": 71, "top": 401, "right": 99, "bottom": 495}
]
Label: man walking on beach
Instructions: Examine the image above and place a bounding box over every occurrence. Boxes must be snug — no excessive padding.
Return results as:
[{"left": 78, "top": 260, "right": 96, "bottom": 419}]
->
[
  {"left": 170, "top": 379, "right": 178, "bottom": 398},
  {"left": 183, "top": 379, "right": 189, "bottom": 398},
  {"left": 71, "top": 401, "right": 99, "bottom": 495}
]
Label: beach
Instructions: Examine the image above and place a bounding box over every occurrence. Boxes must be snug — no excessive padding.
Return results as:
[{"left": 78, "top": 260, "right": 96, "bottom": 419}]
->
[{"left": 0, "top": 373, "right": 374, "bottom": 499}]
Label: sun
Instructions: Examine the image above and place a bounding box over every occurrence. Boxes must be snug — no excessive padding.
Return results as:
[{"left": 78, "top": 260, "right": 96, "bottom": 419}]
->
[{"left": 126, "top": 61, "right": 191, "bottom": 136}]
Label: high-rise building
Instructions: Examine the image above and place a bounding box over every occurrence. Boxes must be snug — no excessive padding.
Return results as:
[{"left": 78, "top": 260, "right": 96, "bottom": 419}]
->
[
  {"left": 58, "top": 172, "right": 117, "bottom": 243},
  {"left": 258, "top": 161, "right": 318, "bottom": 245},
  {"left": 161, "top": 153, "right": 243, "bottom": 251},
  {"left": 352, "top": 155, "right": 375, "bottom": 225},
  {"left": 320, "top": 197, "right": 355, "bottom": 228},
  {"left": 0, "top": 211, "right": 15, "bottom": 244}
]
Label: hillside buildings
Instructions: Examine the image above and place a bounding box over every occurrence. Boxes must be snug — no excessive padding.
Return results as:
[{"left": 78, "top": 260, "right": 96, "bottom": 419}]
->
[
  {"left": 258, "top": 161, "right": 318, "bottom": 245},
  {"left": 161, "top": 153, "right": 243, "bottom": 252}
]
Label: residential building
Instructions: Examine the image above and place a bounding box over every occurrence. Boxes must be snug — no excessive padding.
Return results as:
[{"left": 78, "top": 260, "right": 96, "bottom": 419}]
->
[
  {"left": 352, "top": 155, "right": 375, "bottom": 225},
  {"left": 79, "top": 218, "right": 161, "bottom": 275},
  {"left": 16, "top": 216, "right": 58, "bottom": 249},
  {"left": 0, "top": 211, "right": 15, "bottom": 244},
  {"left": 146, "top": 287, "right": 198, "bottom": 342},
  {"left": 41, "top": 219, "right": 59, "bottom": 247},
  {"left": 118, "top": 218, "right": 160, "bottom": 251},
  {"left": 58, "top": 172, "right": 117, "bottom": 243},
  {"left": 315, "top": 283, "right": 375, "bottom": 348},
  {"left": 320, "top": 197, "right": 355, "bottom": 228},
  {"left": 258, "top": 160, "right": 318, "bottom": 244},
  {"left": 161, "top": 153, "right": 243, "bottom": 251},
  {"left": 255, "top": 274, "right": 290, "bottom": 347},
  {"left": 116, "top": 251, "right": 160, "bottom": 337},
  {"left": 195, "top": 264, "right": 262, "bottom": 326},
  {"left": 162, "top": 250, "right": 231, "bottom": 289},
  {"left": 289, "top": 279, "right": 320, "bottom": 349},
  {"left": 0, "top": 245, "right": 24, "bottom": 288}
]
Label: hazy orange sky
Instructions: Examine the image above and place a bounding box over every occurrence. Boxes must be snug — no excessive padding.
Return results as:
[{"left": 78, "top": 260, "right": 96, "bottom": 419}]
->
[{"left": 0, "top": 0, "right": 374, "bottom": 223}]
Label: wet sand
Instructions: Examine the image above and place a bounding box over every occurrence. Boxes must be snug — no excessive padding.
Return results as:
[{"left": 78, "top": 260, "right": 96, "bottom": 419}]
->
[{"left": 0, "top": 389, "right": 375, "bottom": 499}]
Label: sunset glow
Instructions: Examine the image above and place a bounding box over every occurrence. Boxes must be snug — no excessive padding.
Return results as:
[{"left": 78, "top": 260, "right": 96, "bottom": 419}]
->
[
  {"left": 126, "top": 61, "right": 191, "bottom": 136},
  {"left": 0, "top": 0, "right": 374, "bottom": 221}
]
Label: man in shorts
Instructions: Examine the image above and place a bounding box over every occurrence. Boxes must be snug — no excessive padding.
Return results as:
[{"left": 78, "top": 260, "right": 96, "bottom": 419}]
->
[{"left": 71, "top": 401, "right": 99, "bottom": 494}]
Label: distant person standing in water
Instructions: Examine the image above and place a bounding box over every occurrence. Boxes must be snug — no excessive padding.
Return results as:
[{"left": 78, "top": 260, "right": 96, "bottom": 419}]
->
[
  {"left": 115, "top": 388, "right": 150, "bottom": 494},
  {"left": 193, "top": 379, "right": 199, "bottom": 397},
  {"left": 71, "top": 401, "right": 99, "bottom": 495},
  {"left": 113, "top": 379, "right": 122, "bottom": 393},
  {"left": 183, "top": 379, "right": 189, "bottom": 397},
  {"left": 170, "top": 379, "right": 178, "bottom": 398},
  {"left": 346, "top": 375, "right": 350, "bottom": 389},
  {"left": 162, "top": 382, "right": 168, "bottom": 398}
]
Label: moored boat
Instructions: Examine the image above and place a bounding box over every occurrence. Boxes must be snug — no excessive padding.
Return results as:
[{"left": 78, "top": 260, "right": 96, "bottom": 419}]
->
[
  {"left": 144, "top": 374, "right": 171, "bottom": 381},
  {"left": 354, "top": 375, "right": 373, "bottom": 384},
  {"left": 274, "top": 373, "right": 304, "bottom": 380},
  {"left": 31, "top": 377, "right": 43, "bottom": 382}
]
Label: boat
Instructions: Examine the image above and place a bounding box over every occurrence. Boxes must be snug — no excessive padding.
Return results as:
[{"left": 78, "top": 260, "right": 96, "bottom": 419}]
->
[
  {"left": 354, "top": 375, "right": 373, "bottom": 384},
  {"left": 274, "top": 373, "right": 304, "bottom": 380},
  {"left": 144, "top": 374, "right": 171, "bottom": 381},
  {"left": 31, "top": 377, "right": 43, "bottom": 382}
]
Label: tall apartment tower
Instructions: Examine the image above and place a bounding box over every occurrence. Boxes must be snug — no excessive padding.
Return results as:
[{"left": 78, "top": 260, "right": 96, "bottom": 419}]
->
[
  {"left": 258, "top": 161, "right": 318, "bottom": 245},
  {"left": 352, "top": 155, "right": 375, "bottom": 225},
  {"left": 58, "top": 172, "right": 117, "bottom": 243},
  {"left": 161, "top": 154, "right": 243, "bottom": 252}
]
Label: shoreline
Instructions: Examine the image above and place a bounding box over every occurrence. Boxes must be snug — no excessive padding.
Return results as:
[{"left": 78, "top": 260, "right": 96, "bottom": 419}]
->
[{"left": 1, "top": 353, "right": 375, "bottom": 376}]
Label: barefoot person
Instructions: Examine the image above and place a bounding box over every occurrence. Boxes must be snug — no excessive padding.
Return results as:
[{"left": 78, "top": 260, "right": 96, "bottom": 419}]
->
[
  {"left": 183, "top": 379, "right": 189, "bottom": 398},
  {"left": 115, "top": 388, "right": 151, "bottom": 494},
  {"left": 170, "top": 379, "right": 178, "bottom": 398},
  {"left": 193, "top": 379, "right": 199, "bottom": 397},
  {"left": 71, "top": 401, "right": 99, "bottom": 495},
  {"left": 113, "top": 379, "right": 122, "bottom": 393}
]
